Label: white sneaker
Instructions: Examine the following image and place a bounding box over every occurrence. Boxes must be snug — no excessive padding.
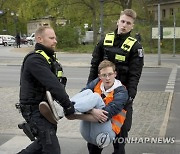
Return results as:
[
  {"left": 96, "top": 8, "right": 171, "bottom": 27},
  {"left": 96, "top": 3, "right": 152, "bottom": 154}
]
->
[
  {"left": 46, "top": 91, "right": 64, "bottom": 121},
  {"left": 53, "top": 100, "right": 64, "bottom": 120}
]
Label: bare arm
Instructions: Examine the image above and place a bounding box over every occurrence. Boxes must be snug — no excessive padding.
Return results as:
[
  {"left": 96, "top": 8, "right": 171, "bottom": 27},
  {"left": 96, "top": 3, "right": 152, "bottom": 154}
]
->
[
  {"left": 66, "top": 108, "right": 108, "bottom": 123},
  {"left": 89, "top": 108, "right": 108, "bottom": 123},
  {"left": 66, "top": 113, "right": 98, "bottom": 122}
]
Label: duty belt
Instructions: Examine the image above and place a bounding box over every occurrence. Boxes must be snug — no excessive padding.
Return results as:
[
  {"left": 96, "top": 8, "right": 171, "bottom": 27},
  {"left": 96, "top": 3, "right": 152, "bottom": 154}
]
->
[{"left": 16, "top": 103, "right": 39, "bottom": 112}]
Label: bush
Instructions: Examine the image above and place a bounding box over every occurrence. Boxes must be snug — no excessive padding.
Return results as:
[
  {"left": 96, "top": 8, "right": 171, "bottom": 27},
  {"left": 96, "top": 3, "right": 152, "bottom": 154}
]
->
[{"left": 55, "top": 26, "right": 79, "bottom": 48}]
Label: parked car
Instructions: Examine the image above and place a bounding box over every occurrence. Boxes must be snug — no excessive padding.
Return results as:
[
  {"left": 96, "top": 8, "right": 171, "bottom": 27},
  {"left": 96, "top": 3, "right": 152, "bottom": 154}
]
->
[
  {"left": 0, "top": 35, "right": 16, "bottom": 46},
  {"left": 26, "top": 33, "right": 35, "bottom": 45},
  {"left": 20, "top": 37, "right": 28, "bottom": 44},
  {"left": 0, "top": 35, "right": 3, "bottom": 45}
]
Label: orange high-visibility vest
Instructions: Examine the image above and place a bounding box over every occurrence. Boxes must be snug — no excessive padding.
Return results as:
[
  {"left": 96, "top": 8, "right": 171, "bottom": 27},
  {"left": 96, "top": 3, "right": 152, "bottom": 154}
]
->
[{"left": 94, "top": 80, "right": 127, "bottom": 134}]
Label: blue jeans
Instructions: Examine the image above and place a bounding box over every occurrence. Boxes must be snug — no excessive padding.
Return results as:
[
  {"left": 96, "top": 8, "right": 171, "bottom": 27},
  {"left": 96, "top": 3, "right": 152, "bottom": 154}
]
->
[{"left": 71, "top": 89, "right": 115, "bottom": 148}]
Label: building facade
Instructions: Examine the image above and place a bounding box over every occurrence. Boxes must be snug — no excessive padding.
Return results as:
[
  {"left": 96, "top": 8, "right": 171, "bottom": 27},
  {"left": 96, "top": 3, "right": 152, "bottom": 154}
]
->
[
  {"left": 147, "top": 0, "right": 180, "bottom": 20},
  {"left": 27, "top": 18, "right": 52, "bottom": 36},
  {"left": 27, "top": 17, "right": 67, "bottom": 36}
]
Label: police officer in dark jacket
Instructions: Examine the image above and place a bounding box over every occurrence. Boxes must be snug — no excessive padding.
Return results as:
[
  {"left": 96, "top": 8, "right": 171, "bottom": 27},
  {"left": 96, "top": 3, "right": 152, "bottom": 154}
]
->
[
  {"left": 17, "top": 26, "right": 75, "bottom": 154},
  {"left": 87, "top": 9, "right": 144, "bottom": 154}
]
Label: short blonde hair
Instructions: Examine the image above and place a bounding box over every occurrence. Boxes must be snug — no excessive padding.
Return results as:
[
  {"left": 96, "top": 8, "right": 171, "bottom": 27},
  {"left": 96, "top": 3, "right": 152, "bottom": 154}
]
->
[
  {"left": 35, "top": 26, "right": 53, "bottom": 37},
  {"left": 120, "top": 9, "right": 137, "bottom": 20},
  {"left": 98, "top": 60, "right": 115, "bottom": 73}
]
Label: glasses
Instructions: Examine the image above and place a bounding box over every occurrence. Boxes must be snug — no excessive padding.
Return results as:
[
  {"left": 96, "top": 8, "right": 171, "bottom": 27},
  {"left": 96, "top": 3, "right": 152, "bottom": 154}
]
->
[{"left": 100, "top": 72, "right": 114, "bottom": 78}]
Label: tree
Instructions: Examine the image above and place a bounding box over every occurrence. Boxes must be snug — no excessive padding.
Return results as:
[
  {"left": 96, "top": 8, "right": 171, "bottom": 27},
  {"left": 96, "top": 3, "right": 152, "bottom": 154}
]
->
[
  {"left": 0, "top": 0, "right": 23, "bottom": 35},
  {"left": 62, "top": 0, "right": 126, "bottom": 44},
  {"left": 108, "top": 0, "right": 132, "bottom": 9},
  {"left": 119, "top": 0, "right": 132, "bottom": 9},
  {"left": 62, "top": 0, "right": 99, "bottom": 44},
  {"left": 9, "top": 0, "right": 136, "bottom": 44}
]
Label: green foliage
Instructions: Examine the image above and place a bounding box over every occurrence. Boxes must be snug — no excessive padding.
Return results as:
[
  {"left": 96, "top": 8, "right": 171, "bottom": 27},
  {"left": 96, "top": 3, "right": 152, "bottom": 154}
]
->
[
  {"left": 1, "top": 0, "right": 179, "bottom": 54},
  {"left": 18, "top": 0, "right": 51, "bottom": 20},
  {"left": 160, "top": 39, "right": 180, "bottom": 54},
  {"left": 132, "top": 9, "right": 180, "bottom": 54},
  {"left": 64, "top": 0, "right": 93, "bottom": 27},
  {"left": 132, "top": 21, "right": 180, "bottom": 54},
  {"left": 55, "top": 25, "right": 79, "bottom": 48}
]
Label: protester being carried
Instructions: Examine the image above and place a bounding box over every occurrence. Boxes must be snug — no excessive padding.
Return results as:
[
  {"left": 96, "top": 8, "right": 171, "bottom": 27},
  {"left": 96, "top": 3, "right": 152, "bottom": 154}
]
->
[{"left": 67, "top": 60, "right": 128, "bottom": 148}]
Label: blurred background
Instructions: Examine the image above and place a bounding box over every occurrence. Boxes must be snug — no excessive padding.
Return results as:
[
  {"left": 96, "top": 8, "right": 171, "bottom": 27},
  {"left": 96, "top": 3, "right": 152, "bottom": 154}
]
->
[{"left": 0, "top": 0, "right": 180, "bottom": 53}]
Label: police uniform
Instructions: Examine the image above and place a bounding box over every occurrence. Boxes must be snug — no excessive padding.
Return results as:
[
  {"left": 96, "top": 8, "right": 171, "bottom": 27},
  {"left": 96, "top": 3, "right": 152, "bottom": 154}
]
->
[
  {"left": 18, "top": 43, "right": 74, "bottom": 154},
  {"left": 87, "top": 30, "right": 144, "bottom": 154}
]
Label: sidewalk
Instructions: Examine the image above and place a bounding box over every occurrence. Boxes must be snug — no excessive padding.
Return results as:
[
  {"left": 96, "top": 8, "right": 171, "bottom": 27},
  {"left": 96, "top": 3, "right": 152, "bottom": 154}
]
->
[
  {"left": 0, "top": 46, "right": 178, "bottom": 68},
  {"left": 0, "top": 88, "right": 171, "bottom": 154},
  {"left": 0, "top": 47, "right": 176, "bottom": 153}
]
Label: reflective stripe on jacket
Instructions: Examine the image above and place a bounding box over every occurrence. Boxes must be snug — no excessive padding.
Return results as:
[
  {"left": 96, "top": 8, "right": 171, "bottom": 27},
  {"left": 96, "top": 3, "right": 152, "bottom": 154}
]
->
[
  {"left": 35, "top": 50, "right": 63, "bottom": 79},
  {"left": 94, "top": 80, "right": 127, "bottom": 134},
  {"left": 104, "top": 32, "right": 137, "bottom": 63}
]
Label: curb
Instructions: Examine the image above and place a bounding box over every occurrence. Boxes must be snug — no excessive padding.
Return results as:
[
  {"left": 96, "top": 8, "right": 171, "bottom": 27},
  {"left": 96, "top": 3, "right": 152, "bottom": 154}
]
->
[
  {"left": 0, "top": 62, "right": 176, "bottom": 68},
  {"left": 159, "top": 91, "right": 174, "bottom": 137}
]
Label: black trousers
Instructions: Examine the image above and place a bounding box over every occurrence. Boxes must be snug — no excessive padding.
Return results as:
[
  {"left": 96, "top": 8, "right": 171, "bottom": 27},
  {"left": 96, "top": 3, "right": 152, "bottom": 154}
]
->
[
  {"left": 87, "top": 104, "right": 133, "bottom": 154},
  {"left": 18, "top": 109, "right": 60, "bottom": 154}
]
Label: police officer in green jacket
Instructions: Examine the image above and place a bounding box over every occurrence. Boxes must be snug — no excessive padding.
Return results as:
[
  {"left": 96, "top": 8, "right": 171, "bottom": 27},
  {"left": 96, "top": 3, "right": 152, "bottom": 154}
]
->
[
  {"left": 17, "top": 26, "right": 75, "bottom": 154},
  {"left": 87, "top": 9, "right": 144, "bottom": 154}
]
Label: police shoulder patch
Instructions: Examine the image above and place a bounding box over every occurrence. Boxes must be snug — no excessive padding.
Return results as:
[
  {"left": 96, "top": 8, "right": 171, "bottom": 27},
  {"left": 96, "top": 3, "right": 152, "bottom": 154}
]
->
[{"left": 138, "top": 48, "right": 144, "bottom": 57}]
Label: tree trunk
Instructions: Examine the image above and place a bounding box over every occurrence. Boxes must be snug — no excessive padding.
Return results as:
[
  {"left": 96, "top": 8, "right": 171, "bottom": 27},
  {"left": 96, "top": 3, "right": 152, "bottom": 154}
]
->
[
  {"left": 92, "top": 9, "right": 97, "bottom": 44},
  {"left": 120, "top": 0, "right": 132, "bottom": 9}
]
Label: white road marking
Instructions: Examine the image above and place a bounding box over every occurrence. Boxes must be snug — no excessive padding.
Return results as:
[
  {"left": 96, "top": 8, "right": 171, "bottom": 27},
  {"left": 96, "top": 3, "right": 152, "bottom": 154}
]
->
[{"left": 160, "top": 65, "right": 177, "bottom": 137}]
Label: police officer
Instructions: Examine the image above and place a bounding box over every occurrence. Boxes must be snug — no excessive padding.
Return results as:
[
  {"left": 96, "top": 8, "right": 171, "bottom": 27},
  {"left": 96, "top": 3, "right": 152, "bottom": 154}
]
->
[
  {"left": 87, "top": 9, "right": 144, "bottom": 154},
  {"left": 17, "top": 26, "right": 75, "bottom": 154}
]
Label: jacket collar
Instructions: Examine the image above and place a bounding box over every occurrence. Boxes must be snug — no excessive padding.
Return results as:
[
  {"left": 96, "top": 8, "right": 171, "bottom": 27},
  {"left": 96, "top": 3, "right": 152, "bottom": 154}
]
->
[
  {"left": 114, "top": 29, "right": 131, "bottom": 40},
  {"left": 35, "top": 43, "right": 55, "bottom": 57},
  {"left": 100, "top": 79, "right": 122, "bottom": 96}
]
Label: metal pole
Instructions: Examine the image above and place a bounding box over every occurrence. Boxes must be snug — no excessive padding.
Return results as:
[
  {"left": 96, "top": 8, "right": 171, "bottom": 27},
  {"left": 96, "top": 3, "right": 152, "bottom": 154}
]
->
[
  {"left": 11, "top": 12, "right": 16, "bottom": 35},
  {"left": 158, "top": 4, "right": 161, "bottom": 65},
  {"left": 100, "top": 0, "right": 104, "bottom": 40},
  {"left": 14, "top": 17, "right": 17, "bottom": 35},
  {"left": 173, "top": 11, "right": 176, "bottom": 57}
]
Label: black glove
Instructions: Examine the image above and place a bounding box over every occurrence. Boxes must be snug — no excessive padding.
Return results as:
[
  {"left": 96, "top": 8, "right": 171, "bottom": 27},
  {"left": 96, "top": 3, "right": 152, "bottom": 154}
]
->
[
  {"left": 59, "top": 77, "right": 67, "bottom": 87},
  {"left": 63, "top": 102, "right": 75, "bottom": 116}
]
